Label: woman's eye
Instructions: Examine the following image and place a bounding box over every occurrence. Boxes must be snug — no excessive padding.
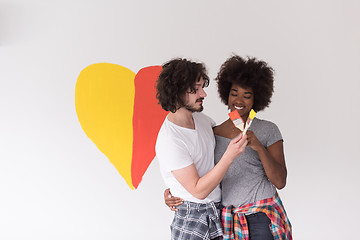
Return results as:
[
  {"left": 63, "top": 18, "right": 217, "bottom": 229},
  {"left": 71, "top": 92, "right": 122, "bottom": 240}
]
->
[
  {"left": 231, "top": 94, "right": 237, "bottom": 97},
  {"left": 244, "top": 96, "right": 251, "bottom": 99}
]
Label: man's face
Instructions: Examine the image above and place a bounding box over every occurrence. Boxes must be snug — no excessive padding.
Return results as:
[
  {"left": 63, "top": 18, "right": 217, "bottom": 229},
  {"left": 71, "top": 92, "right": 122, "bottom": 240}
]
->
[{"left": 184, "top": 77, "right": 207, "bottom": 112}]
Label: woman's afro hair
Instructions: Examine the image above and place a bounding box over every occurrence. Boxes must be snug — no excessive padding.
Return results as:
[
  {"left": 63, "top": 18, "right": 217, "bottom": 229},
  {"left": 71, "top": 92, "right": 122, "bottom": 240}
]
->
[{"left": 215, "top": 55, "right": 274, "bottom": 112}]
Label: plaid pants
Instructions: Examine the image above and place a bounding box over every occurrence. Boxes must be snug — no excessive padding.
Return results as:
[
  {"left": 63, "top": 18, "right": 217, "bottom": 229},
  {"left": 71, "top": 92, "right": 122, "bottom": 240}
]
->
[{"left": 171, "top": 201, "right": 223, "bottom": 240}]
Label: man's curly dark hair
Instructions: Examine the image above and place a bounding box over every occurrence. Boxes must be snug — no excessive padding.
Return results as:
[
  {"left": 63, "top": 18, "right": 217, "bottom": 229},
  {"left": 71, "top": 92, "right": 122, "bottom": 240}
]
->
[
  {"left": 156, "top": 58, "right": 209, "bottom": 113},
  {"left": 216, "top": 55, "right": 274, "bottom": 112}
]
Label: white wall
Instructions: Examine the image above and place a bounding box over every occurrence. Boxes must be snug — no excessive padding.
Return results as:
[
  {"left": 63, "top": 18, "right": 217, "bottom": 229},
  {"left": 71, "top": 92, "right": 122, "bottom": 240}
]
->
[{"left": 1, "top": 0, "right": 359, "bottom": 239}]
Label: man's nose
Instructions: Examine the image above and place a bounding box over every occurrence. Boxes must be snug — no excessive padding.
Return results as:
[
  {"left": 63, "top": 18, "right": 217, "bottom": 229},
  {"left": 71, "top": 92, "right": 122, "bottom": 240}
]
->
[{"left": 199, "top": 87, "right": 207, "bottom": 98}]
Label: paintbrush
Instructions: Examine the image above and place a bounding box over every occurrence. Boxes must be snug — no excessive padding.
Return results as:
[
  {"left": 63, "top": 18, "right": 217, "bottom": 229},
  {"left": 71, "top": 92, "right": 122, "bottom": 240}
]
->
[
  {"left": 228, "top": 110, "right": 244, "bottom": 131},
  {"left": 243, "top": 109, "right": 256, "bottom": 135}
]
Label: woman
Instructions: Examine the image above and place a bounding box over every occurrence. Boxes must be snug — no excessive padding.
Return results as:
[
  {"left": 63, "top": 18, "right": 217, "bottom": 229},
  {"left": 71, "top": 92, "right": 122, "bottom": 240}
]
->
[{"left": 165, "top": 55, "right": 292, "bottom": 240}]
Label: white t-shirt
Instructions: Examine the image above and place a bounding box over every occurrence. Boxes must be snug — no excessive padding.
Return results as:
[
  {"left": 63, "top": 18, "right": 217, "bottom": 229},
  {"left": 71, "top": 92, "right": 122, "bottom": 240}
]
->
[{"left": 155, "top": 112, "right": 221, "bottom": 203}]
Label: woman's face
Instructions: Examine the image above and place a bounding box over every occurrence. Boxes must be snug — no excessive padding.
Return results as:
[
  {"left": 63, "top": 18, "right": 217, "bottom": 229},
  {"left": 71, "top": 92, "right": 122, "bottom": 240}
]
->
[{"left": 228, "top": 83, "right": 254, "bottom": 119}]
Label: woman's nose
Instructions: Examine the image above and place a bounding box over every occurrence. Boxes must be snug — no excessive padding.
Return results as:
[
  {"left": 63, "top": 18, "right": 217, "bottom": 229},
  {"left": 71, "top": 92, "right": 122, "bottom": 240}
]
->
[{"left": 234, "top": 95, "right": 244, "bottom": 103}]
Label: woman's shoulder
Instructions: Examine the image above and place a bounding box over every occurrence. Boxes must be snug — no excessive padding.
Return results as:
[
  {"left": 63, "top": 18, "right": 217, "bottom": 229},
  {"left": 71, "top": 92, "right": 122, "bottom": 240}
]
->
[
  {"left": 252, "top": 118, "right": 283, "bottom": 144},
  {"left": 213, "top": 119, "right": 239, "bottom": 140},
  {"left": 253, "top": 117, "right": 280, "bottom": 130},
  {"left": 213, "top": 121, "right": 227, "bottom": 136}
]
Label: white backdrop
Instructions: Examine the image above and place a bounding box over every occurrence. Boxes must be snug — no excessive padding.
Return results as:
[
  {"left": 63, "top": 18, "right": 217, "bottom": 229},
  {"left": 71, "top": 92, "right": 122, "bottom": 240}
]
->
[{"left": 1, "top": 0, "right": 359, "bottom": 239}]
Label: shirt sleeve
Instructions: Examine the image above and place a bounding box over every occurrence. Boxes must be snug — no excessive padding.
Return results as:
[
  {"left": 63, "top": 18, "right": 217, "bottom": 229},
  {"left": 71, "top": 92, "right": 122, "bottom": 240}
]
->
[
  {"left": 156, "top": 137, "right": 193, "bottom": 172},
  {"left": 265, "top": 122, "right": 283, "bottom": 148}
]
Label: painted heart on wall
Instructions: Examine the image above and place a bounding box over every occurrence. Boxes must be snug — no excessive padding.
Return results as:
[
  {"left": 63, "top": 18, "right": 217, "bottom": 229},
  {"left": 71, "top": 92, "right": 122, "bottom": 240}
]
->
[{"left": 75, "top": 63, "right": 167, "bottom": 189}]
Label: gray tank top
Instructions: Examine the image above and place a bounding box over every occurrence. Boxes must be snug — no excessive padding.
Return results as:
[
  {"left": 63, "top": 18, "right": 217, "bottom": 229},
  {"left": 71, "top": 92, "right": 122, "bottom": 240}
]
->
[{"left": 214, "top": 118, "right": 283, "bottom": 207}]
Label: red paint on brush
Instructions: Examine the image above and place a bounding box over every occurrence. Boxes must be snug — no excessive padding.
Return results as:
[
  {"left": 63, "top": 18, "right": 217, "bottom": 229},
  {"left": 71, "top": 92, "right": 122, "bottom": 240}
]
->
[{"left": 228, "top": 110, "right": 241, "bottom": 122}]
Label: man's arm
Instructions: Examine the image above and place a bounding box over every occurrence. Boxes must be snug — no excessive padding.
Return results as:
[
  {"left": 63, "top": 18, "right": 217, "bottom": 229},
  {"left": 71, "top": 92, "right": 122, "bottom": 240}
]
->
[{"left": 172, "top": 134, "right": 247, "bottom": 200}]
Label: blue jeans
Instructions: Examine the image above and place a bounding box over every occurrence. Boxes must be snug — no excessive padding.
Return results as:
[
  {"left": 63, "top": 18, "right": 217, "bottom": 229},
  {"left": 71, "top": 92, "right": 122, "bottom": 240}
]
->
[{"left": 245, "top": 212, "right": 274, "bottom": 240}]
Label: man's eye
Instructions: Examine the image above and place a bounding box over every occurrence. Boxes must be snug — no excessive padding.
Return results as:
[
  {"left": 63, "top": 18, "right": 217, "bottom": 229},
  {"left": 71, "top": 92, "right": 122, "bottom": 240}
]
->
[
  {"left": 244, "top": 96, "right": 251, "bottom": 99},
  {"left": 188, "top": 89, "right": 197, "bottom": 94}
]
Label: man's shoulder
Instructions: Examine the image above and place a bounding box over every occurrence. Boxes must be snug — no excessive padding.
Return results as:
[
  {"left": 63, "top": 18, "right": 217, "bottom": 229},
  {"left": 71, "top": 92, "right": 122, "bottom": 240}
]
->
[
  {"left": 193, "top": 112, "right": 211, "bottom": 119},
  {"left": 157, "top": 118, "right": 175, "bottom": 139},
  {"left": 156, "top": 124, "right": 187, "bottom": 153},
  {"left": 156, "top": 118, "right": 187, "bottom": 143},
  {"left": 193, "top": 112, "right": 215, "bottom": 127}
]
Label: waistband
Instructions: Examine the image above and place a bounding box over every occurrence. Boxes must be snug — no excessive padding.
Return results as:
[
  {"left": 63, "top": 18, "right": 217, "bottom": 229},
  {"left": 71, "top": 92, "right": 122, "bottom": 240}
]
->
[{"left": 176, "top": 201, "right": 223, "bottom": 212}]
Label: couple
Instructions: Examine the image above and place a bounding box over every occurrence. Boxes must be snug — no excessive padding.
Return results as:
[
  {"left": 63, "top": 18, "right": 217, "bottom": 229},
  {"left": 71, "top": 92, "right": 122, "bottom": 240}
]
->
[{"left": 155, "top": 56, "right": 292, "bottom": 240}]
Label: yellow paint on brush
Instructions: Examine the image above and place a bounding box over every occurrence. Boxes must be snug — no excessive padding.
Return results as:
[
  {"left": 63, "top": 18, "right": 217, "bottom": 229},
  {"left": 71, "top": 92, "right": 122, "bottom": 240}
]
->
[
  {"left": 75, "top": 63, "right": 135, "bottom": 189},
  {"left": 249, "top": 109, "right": 256, "bottom": 119}
]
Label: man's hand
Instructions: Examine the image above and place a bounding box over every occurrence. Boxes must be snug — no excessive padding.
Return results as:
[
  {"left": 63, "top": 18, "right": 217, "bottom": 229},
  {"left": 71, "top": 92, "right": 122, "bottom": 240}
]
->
[
  {"left": 164, "top": 188, "right": 184, "bottom": 211},
  {"left": 224, "top": 133, "right": 248, "bottom": 159}
]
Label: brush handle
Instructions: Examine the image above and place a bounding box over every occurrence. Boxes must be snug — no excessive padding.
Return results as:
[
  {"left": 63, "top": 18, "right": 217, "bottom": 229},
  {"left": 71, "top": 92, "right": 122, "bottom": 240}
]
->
[
  {"left": 235, "top": 123, "right": 244, "bottom": 131},
  {"left": 243, "top": 119, "right": 253, "bottom": 135}
]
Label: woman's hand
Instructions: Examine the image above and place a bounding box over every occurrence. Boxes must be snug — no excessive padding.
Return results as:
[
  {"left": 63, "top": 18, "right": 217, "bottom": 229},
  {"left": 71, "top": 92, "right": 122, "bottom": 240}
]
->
[
  {"left": 246, "top": 130, "right": 264, "bottom": 152},
  {"left": 164, "top": 188, "right": 184, "bottom": 211}
]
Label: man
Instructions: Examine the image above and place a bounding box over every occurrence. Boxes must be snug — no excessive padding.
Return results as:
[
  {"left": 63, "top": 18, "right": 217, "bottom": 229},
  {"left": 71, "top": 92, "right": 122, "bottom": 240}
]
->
[{"left": 155, "top": 58, "right": 247, "bottom": 240}]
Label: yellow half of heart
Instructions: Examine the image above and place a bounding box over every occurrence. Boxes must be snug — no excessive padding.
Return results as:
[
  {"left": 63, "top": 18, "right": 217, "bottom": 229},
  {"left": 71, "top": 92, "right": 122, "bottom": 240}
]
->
[{"left": 75, "top": 63, "right": 135, "bottom": 189}]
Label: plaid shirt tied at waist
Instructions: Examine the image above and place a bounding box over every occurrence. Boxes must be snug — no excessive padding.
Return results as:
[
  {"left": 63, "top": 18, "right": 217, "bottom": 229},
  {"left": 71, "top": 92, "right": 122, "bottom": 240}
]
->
[
  {"left": 222, "top": 193, "right": 292, "bottom": 240},
  {"left": 171, "top": 201, "right": 223, "bottom": 240}
]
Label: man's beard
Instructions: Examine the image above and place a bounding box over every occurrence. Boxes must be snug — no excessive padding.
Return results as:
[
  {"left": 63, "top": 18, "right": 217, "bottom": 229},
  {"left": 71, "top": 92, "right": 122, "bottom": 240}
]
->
[
  {"left": 185, "top": 104, "right": 203, "bottom": 112},
  {"left": 184, "top": 98, "right": 204, "bottom": 112}
]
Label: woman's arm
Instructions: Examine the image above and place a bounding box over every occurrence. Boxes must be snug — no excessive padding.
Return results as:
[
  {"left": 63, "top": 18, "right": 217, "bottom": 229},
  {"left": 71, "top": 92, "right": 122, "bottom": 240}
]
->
[
  {"left": 246, "top": 130, "right": 287, "bottom": 189},
  {"left": 164, "top": 188, "right": 183, "bottom": 211}
]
